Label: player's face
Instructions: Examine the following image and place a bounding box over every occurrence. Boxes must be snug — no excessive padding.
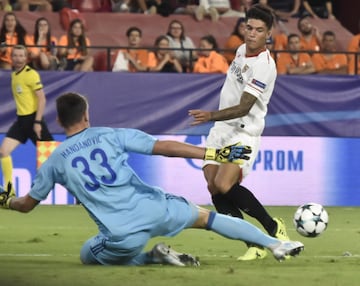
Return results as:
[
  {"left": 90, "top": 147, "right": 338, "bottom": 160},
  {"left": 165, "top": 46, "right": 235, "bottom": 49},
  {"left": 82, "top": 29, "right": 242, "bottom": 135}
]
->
[
  {"left": 245, "top": 19, "right": 270, "bottom": 54},
  {"left": 11, "top": 49, "right": 27, "bottom": 70}
]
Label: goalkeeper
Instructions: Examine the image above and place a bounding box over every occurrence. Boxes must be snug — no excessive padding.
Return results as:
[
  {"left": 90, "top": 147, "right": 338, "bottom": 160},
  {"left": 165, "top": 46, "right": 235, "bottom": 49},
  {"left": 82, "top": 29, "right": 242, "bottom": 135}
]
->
[{"left": 0, "top": 92, "right": 304, "bottom": 266}]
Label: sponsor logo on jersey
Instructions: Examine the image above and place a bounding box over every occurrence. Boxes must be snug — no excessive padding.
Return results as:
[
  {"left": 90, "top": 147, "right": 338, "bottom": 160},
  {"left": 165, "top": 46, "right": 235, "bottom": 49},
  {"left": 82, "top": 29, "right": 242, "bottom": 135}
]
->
[{"left": 251, "top": 79, "right": 266, "bottom": 89}]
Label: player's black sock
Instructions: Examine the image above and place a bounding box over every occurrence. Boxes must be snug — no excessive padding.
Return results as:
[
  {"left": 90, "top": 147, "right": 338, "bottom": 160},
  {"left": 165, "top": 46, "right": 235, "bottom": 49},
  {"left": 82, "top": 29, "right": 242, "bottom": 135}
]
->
[
  {"left": 224, "top": 183, "right": 276, "bottom": 235},
  {"left": 211, "top": 193, "right": 244, "bottom": 219}
]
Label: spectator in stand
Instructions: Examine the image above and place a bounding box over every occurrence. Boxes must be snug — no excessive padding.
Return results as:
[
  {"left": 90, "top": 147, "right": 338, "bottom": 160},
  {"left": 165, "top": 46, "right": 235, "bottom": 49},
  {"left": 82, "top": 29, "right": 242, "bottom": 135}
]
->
[
  {"left": 0, "top": 0, "right": 12, "bottom": 11},
  {"left": 193, "top": 35, "right": 228, "bottom": 74},
  {"left": 272, "top": 18, "right": 289, "bottom": 51},
  {"left": 194, "top": 0, "right": 244, "bottom": 22},
  {"left": 347, "top": 20, "right": 360, "bottom": 75},
  {"left": 312, "top": 30, "right": 348, "bottom": 75},
  {"left": 297, "top": 15, "right": 321, "bottom": 52},
  {"left": 223, "top": 17, "right": 246, "bottom": 64},
  {"left": 166, "top": 19, "right": 197, "bottom": 72},
  {"left": 58, "top": 19, "right": 94, "bottom": 72},
  {"left": 170, "top": 0, "right": 199, "bottom": 15},
  {"left": 0, "top": 12, "right": 31, "bottom": 70},
  {"left": 277, "top": 33, "right": 315, "bottom": 75},
  {"left": 16, "top": 0, "right": 53, "bottom": 11},
  {"left": 28, "top": 17, "right": 59, "bottom": 71},
  {"left": 301, "top": 0, "right": 335, "bottom": 19},
  {"left": 111, "top": 0, "right": 167, "bottom": 14},
  {"left": 147, "top": 35, "right": 183, "bottom": 73},
  {"left": 254, "top": 0, "right": 301, "bottom": 18},
  {"left": 112, "top": 26, "right": 149, "bottom": 72}
]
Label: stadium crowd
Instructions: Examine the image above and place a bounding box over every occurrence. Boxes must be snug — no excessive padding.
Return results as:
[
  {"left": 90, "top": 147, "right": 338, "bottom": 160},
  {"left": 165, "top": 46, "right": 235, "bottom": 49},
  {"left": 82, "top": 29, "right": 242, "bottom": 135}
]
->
[{"left": 0, "top": 0, "right": 359, "bottom": 74}]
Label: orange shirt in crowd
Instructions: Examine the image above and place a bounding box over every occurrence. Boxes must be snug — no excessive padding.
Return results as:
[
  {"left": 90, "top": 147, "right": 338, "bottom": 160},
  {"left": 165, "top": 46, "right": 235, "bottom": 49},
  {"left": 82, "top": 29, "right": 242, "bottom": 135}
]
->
[
  {"left": 312, "top": 53, "right": 348, "bottom": 72},
  {"left": 300, "top": 35, "right": 320, "bottom": 52},
  {"left": 58, "top": 35, "right": 91, "bottom": 60},
  {"left": 277, "top": 52, "right": 313, "bottom": 74},
  {"left": 0, "top": 33, "right": 32, "bottom": 64},
  {"left": 28, "top": 35, "right": 58, "bottom": 57},
  {"left": 123, "top": 48, "right": 149, "bottom": 72},
  {"left": 193, "top": 51, "right": 229, "bottom": 74},
  {"left": 273, "top": 33, "right": 288, "bottom": 51},
  {"left": 223, "top": 35, "right": 244, "bottom": 63},
  {"left": 147, "top": 52, "right": 160, "bottom": 68},
  {"left": 347, "top": 34, "right": 360, "bottom": 75}
]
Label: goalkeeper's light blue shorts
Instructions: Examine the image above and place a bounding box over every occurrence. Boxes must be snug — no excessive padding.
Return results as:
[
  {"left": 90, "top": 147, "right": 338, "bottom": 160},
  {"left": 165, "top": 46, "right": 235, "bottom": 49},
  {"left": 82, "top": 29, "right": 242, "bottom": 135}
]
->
[{"left": 79, "top": 194, "right": 198, "bottom": 265}]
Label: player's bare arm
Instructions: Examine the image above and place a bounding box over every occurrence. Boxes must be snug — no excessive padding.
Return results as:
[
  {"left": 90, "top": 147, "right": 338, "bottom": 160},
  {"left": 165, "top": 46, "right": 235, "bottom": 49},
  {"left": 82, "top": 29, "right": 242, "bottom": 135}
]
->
[{"left": 189, "top": 92, "right": 257, "bottom": 126}]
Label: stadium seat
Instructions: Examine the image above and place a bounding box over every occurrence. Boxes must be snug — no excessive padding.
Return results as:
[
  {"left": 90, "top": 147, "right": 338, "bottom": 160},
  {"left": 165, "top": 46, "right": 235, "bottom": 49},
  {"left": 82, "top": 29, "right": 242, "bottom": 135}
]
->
[{"left": 93, "top": 50, "right": 117, "bottom": 71}]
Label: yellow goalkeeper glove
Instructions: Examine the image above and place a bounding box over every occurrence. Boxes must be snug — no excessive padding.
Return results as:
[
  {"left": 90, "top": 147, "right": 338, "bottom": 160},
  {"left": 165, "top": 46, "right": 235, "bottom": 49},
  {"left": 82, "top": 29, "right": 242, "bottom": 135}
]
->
[
  {"left": 0, "top": 182, "right": 14, "bottom": 209},
  {"left": 205, "top": 142, "right": 252, "bottom": 164}
]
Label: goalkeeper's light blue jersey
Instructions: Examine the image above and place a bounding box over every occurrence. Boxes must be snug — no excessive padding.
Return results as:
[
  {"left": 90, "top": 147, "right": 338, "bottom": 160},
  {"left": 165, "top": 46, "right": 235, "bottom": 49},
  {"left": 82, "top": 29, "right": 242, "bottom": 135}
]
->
[{"left": 29, "top": 127, "right": 170, "bottom": 240}]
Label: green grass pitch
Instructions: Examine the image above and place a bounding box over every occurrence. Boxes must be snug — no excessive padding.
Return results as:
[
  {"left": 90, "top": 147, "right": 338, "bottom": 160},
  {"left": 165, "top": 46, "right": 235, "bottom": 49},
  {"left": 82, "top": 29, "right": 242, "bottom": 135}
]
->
[{"left": 1, "top": 205, "right": 360, "bottom": 286}]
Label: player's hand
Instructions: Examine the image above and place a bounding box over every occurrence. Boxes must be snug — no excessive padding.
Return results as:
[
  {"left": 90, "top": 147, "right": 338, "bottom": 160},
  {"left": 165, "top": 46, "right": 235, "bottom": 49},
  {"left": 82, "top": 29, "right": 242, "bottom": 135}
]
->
[
  {"left": 0, "top": 182, "right": 14, "bottom": 209},
  {"left": 188, "top": 109, "right": 212, "bottom": 126},
  {"left": 205, "top": 142, "right": 252, "bottom": 164}
]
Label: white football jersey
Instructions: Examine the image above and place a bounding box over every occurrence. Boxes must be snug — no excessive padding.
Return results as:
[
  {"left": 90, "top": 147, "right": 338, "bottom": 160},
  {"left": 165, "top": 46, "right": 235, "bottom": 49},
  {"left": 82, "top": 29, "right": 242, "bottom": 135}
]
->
[{"left": 217, "top": 44, "right": 276, "bottom": 136}]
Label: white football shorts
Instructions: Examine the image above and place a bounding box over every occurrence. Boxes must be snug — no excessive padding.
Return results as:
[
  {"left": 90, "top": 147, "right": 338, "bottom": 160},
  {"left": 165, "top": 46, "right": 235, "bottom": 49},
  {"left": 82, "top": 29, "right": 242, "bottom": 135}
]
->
[{"left": 203, "top": 123, "right": 260, "bottom": 178}]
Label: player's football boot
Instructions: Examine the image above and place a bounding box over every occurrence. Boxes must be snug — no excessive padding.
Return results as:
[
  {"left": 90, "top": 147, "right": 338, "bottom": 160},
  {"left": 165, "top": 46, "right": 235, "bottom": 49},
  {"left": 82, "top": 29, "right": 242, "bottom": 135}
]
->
[
  {"left": 271, "top": 241, "right": 304, "bottom": 261},
  {"left": 151, "top": 243, "right": 200, "bottom": 266},
  {"left": 273, "top": 217, "right": 290, "bottom": 240},
  {"left": 237, "top": 246, "right": 267, "bottom": 261}
]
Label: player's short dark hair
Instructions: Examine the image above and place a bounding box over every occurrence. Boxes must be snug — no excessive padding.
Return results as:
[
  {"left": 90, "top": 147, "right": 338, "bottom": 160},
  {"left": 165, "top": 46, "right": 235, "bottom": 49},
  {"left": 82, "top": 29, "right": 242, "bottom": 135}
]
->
[
  {"left": 246, "top": 4, "right": 274, "bottom": 30},
  {"left": 56, "top": 92, "right": 88, "bottom": 128}
]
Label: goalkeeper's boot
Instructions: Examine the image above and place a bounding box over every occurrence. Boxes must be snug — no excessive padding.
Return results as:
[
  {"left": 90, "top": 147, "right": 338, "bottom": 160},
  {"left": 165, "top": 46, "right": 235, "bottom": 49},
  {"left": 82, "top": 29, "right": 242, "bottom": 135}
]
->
[
  {"left": 237, "top": 246, "right": 267, "bottom": 261},
  {"left": 151, "top": 243, "right": 200, "bottom": 266},
  {"left": 270, "top": 241, "right": 304, "bottom": 262},
  {"left": 273, "top": 217, "right": 290, "bottom": 240}
]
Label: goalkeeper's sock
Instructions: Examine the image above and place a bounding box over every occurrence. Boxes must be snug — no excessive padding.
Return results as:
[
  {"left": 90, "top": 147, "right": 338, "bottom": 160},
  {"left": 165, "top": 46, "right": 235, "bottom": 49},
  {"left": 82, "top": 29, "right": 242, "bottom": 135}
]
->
[
  {"left": 224, "top": 183, "right": 276, "bottom": 235},
  {"left": 206, "top": 211, "right": 278, "bottom": 248},
  {"left": 1, "top": 156, "right": 13, "bottom": 191},
  {"left": 212, "top": 193, "right": 244, "bottom": 219}
]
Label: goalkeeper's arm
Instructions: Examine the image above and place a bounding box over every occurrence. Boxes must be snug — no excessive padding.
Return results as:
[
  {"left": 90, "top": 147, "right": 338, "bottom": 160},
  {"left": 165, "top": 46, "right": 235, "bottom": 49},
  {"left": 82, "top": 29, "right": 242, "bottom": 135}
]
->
[
  {"left": 0, "top": 183, "right": 39, "bottom": 212},
  {"left": 152, "top": 140, "right": 251, "bottom": 164}
]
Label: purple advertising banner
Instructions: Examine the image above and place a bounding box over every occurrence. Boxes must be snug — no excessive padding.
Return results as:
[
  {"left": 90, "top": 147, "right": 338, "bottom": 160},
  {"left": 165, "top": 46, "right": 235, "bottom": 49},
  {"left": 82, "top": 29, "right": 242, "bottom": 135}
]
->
[{"left": 1, "top": 71, "right": 359, "bottom": 137}]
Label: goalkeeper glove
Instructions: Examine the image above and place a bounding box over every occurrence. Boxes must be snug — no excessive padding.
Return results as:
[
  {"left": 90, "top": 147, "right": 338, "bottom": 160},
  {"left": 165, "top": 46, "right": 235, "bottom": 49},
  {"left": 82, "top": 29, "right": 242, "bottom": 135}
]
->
[
  {"left": 0, "top": 182, "right": 14, "bottom": 209},
  {"left": 205, "top": 142, "right": 252, "bottom": 164}
]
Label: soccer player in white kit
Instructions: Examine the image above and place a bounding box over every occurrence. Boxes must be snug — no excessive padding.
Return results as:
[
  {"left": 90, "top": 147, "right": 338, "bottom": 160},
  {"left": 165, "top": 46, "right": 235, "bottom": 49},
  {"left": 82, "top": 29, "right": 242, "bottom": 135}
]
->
[
  {"left": 189, "top": 4, "right": 290, "bottom": 261},
  {"left": 0, "top": 92, "right": 304, "bottom": 266}
]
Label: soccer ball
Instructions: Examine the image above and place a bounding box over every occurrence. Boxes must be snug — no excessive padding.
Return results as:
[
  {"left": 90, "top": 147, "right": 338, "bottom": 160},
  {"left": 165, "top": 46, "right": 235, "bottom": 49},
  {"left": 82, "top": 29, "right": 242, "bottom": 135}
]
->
[{"left": 293, "top": 203, "right": 329, "bottom": 237}]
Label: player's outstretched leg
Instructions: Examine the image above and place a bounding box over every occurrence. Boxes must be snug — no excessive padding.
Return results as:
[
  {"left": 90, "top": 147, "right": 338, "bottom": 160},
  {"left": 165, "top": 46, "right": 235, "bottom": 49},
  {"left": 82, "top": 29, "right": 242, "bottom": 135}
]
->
[
  {"left": 269, "top": 241, "right": 304, "bottom": 262},
  {"left": 206, "top": 211, "right": 304, "bottom": 261},
  {"left": 150, "top": 243, "right": 200, "bottom": 267}
]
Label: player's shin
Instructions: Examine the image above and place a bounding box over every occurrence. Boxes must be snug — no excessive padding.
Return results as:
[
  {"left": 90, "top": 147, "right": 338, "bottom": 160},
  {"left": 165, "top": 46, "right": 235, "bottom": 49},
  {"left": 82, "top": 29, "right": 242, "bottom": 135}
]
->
[{"left": 206, "top": 211, "right": 278, "bottom": 247}]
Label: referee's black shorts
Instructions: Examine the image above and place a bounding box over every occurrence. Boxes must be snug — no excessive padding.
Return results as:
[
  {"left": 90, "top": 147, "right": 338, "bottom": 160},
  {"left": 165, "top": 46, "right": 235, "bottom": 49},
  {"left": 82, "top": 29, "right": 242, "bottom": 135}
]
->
[{"left": 6, "top": 113, "right": 53, "bottom": 145}]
